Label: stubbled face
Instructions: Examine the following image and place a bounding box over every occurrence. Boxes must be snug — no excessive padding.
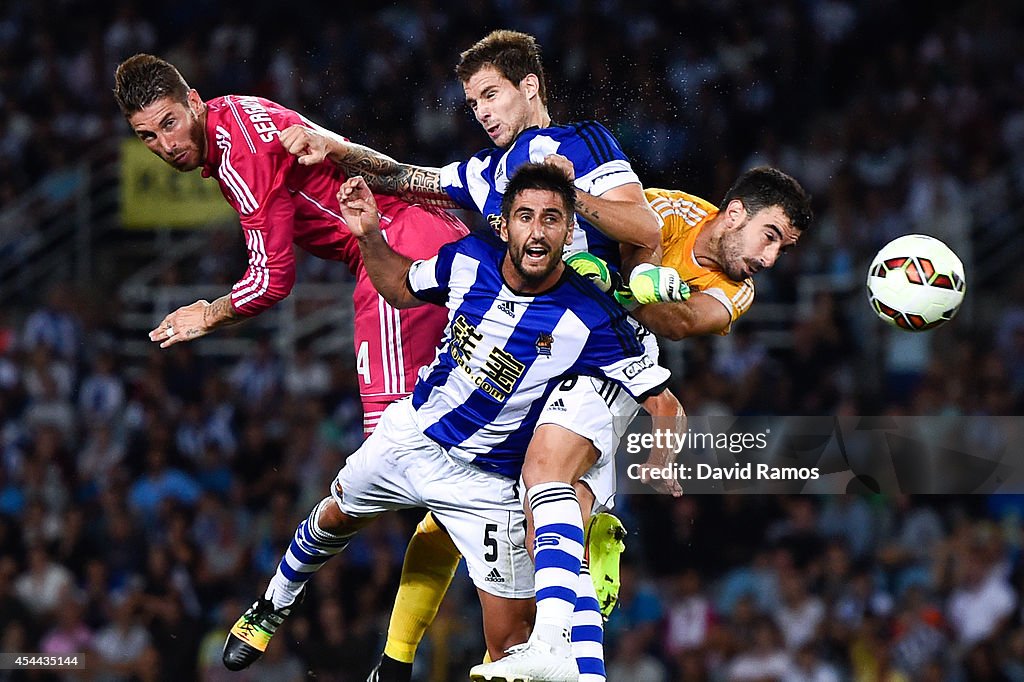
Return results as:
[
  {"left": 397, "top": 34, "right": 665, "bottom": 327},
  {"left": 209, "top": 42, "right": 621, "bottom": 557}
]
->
[
  {"left": 717, "top": 202, "right": 801, "bottom": 280},
  {"left": 127, "top": 91, "right": 207, "bottom": 172},
  {"left": 500, "top": 188, "right": 573, "bottom": 292},
  {"left": 463, "top": 65, "right": 536, "bottom": 148}
]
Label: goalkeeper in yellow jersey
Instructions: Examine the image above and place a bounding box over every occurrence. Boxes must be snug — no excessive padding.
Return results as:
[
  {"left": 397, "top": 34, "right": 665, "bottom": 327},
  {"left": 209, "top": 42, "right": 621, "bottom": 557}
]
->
[
  {"left": 369, "top": 166, "right": 811, "bottom": 682},
  {"left": 629, "top": 166, "right": 813, "bottom": 338}
]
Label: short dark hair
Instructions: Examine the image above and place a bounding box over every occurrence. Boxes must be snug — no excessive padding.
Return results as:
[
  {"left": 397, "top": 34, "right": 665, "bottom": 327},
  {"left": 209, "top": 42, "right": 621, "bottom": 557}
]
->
[
  {"left": 113, "top": 54, "right": 190, "bottom": 116},
  {"left": 456, "top": 30, "right": 548, "bottom": 105},
  {"left": 501, "top": 163, "right": 576, "bottom": 220},
  {"left": 721, "top": 167, "right": 813, "bottom": 231}
]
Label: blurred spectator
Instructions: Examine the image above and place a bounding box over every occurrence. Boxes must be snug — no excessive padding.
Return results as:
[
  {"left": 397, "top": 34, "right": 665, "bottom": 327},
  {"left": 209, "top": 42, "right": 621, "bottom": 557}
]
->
[
  {"left": 783, "top": 644, "right": 841, "bottom": 682},
  {"left": 20, "top": 282, "right": 82, "bottom": 363},
  {"left": 13, "top": 543, "right": 73, "bottom": 619},
  {"left": 39, "top": 594, "right": 92, "bottom": 656},
  {"left": 91, "top": 590, "right": 158, "bottom": 682},
  {"left": 727, "top": 617, "right": 791, "bottom": 681},
  {"left": 774, "top": 570, "right": 826, "bottom": 652},
  {"left": 78, "top": 350, "right": 125, "bottom": 425},
  {"left": 127, "top": 449, "right": 201, "bottom": 525},
  {"left": 604, "top": 562, "right": 664, "bottom": 655},
  {"left": 664, "top": 568, "right": 714, "bottom": 659},
  {"left": 946, "top": 533, "right": 1017, "bottom": 647},
  {"left": 607, "top": 628, "right": 668, "bottom": 682}
]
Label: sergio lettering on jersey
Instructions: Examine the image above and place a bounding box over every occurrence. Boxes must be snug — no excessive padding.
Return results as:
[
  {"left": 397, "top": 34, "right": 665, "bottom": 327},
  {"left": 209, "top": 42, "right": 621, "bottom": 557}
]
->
[
  {"left": 450, "top": 314, "right": 526, "bottom": 401},
  {"left": 237, "top": 96, "right": 280, "bottom": 143}
]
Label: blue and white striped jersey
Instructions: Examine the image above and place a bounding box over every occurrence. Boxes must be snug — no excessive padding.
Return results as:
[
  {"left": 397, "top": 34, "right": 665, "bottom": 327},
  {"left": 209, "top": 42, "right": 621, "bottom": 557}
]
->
[
  {"left": 438, "top": 121, "right": 641, "bottom": 269},
  {"left": 406, "top": 232, "right": 669, "bottom": 478}
]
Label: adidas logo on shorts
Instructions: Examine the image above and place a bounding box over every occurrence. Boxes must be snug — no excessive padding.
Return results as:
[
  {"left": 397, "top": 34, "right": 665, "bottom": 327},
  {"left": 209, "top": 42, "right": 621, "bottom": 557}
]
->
[
  {"left": 549, "top": 398, "right": 566, "bottom": 411},
  {"left": 497, "top": 300, "right": 516, "bottom": 317},
  {"left": 484, "top": 568, "right": 505, "bottom": 583}
]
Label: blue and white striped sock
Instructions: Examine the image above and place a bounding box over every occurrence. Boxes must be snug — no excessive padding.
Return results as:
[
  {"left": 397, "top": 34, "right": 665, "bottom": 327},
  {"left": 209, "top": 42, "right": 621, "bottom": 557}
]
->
[
  {"left": 265, "top": 498, "right": 353, "bottom": 609},
  {"left": 572, "top": 559, "right": 606, "bottom": 682},
  {"left": 529, "top": 482, "right": 584, "bottom": 653}
]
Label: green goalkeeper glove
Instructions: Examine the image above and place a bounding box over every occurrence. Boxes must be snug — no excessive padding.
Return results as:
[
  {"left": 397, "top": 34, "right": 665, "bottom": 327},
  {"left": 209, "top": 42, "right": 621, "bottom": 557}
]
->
[
  {"left": 627, "top": 263, "right": 690, "bottom": 305},
  {"left": 565, "top": 252, "right": 615, "bottom": 293}
]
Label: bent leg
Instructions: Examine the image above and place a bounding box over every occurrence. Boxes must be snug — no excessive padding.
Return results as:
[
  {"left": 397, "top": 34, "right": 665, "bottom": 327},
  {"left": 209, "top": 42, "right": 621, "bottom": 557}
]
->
[
  {"left": 478, "top": 589, "right": 535, "bottom": 660},
  {"left": 265, "top": 497, "right": 370, "bottom": 608}
]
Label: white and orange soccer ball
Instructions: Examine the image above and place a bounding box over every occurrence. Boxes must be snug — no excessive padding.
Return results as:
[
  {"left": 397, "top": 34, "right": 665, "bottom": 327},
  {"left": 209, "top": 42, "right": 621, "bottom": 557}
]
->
[{"left": 866, "top": 234, "right": 966, "bottom": 331}]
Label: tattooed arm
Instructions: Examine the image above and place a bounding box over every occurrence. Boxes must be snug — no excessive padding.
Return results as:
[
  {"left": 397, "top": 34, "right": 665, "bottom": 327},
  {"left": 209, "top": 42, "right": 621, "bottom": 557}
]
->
[
  {"left": 542, "top": 153, "right": 662, "bottom": 272},
  {"left": 279, "top": 124, "right": 458, "bottom": 208},
  {"left": 148, "top": 295, "right": 244, "bottom": 349}
]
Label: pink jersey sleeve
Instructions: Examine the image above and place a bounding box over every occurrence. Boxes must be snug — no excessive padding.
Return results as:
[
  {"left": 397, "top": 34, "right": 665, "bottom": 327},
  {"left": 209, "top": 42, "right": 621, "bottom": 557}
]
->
[{"left": 208, "top": 96, "right": 305, "bottom": 317}]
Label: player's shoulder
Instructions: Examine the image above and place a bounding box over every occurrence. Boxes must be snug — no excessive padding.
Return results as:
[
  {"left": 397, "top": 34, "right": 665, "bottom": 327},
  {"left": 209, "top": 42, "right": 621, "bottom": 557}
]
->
[
  {"left": 448, "top": 229, "right": 504, "bottom": 260},
  {"left": 646, "top": 187, "right": 717, "bottom": 227},
  {"left": 207, "top": 95, "right": 301, "bottom": 144},
  {"left": 644, "top": 187, "right": 716, "bottom": 210},
  {"left": 542, "top": 120, "right": 619, "bottom": 145},
  {"left": 558, "top": 271, "right": 629, "bottom": 327}
]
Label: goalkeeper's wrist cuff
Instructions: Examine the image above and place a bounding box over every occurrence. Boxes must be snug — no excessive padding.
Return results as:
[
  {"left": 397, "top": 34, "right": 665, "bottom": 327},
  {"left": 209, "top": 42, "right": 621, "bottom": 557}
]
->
[{"left": 613, "top": 287, "right": 640, "bottom": 311}]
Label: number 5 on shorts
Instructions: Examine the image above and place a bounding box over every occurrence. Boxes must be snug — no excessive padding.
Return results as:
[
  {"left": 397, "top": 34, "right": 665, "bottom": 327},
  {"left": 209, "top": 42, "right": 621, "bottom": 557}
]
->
[{"left": 483, "top": 523, "right": 498, "bottom": 562}]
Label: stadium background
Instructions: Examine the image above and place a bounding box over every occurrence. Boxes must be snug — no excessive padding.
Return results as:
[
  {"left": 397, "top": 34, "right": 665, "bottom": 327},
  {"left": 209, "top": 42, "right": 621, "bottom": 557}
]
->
[{"left": 1, "top": 1, "right": 1023, "bottom": 680}]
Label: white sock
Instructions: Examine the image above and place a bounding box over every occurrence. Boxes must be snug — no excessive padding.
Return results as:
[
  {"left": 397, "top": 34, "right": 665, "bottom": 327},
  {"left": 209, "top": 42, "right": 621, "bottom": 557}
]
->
[
  {"left": 528, "top": 482, "right": 583, "bottom": 653},
  {"left": 265, "top": 498, "right": 352, "bottom": 609}
]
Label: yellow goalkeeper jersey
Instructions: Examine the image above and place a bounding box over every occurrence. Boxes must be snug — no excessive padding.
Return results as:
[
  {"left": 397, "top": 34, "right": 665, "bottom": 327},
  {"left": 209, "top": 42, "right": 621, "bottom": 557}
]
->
[{"left": 645, "top": 187, "right": 755, "bottom": 334}]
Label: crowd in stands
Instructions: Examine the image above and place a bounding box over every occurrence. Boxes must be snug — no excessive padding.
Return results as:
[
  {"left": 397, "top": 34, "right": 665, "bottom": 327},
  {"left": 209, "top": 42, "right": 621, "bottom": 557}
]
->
[
  {"left": 3, "top": 279, "right": 1024, "bottom": 681},
  {"left": 2, "top": 1, "right": 1024, "bottom": 680}
]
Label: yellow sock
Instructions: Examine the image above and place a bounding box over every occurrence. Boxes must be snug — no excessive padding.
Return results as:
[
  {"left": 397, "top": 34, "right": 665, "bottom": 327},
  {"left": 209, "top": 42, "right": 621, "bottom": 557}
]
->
[{"left": 383, "top": 512, "right": 461, "bottom": 664}]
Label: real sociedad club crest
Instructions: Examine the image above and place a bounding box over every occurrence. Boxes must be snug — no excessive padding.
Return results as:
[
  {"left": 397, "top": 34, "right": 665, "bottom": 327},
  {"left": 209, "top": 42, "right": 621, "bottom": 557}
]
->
[{"left": 536, "top": 332, "right": 553, "bottom": 356}]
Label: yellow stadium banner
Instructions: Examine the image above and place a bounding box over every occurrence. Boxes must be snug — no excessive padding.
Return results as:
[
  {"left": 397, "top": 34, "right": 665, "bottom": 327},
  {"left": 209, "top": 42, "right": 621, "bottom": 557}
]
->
[{"left": 119, "top": 138, "right": 238, "bottom": 228}]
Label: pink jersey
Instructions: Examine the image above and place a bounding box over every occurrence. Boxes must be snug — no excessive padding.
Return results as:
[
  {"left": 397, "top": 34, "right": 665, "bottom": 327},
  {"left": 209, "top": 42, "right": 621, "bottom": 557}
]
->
[{"left": 200, "top": 95, "right": 467, "bottom": 414}]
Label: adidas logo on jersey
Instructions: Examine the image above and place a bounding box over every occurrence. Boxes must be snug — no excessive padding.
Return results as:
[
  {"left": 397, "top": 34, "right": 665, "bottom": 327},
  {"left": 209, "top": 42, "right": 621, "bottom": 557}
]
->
[
  {"left": 484, "top": 568, "right": 505, "bottom": 583},
  {"left": 549, "top": 398, "right": 566, "bottom": 411},
  {"left": 497, "top": 300, "right": 516, "bottom": 318}
]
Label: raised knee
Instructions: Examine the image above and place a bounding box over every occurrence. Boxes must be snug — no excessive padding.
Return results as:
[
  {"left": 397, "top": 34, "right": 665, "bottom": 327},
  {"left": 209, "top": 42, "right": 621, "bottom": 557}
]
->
[{"left": 317, "top": 497, "right": 357, "bottom": 534}]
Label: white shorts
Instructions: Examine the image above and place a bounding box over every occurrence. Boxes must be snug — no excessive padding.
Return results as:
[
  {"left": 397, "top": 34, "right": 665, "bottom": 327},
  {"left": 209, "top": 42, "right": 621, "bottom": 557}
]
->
[
  {"left": 535, "top": 323, "right": 658, "bottom": 512},
  {"left": 333, "top": 399, "right": 533, "bottom": 598}
]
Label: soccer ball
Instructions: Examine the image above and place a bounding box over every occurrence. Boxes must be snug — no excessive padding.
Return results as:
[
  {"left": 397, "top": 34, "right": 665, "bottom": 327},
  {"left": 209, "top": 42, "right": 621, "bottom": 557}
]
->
[{"left": 866, "top": 234, "right": 966, "bottom": 331}]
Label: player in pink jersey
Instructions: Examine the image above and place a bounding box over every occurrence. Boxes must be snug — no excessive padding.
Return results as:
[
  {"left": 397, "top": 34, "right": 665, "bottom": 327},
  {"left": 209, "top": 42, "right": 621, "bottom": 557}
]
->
[{"left": 113, "top": 54, "right": 466, "bottom": 429}]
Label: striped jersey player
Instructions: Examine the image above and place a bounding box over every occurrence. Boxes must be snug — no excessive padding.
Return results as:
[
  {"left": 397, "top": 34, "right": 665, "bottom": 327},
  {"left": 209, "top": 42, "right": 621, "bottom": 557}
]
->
[
  {"left": 440, "top": 120, "right": 639, "bottom": 268},
  {"left": 113, "top": 55, "right": 467, "bottom": 434},
  {"left": 407, "top": 229, "right": 668, "bottom": 477},
  {"left": 219, "top": 165, "right": 669, "bottom": 675}
]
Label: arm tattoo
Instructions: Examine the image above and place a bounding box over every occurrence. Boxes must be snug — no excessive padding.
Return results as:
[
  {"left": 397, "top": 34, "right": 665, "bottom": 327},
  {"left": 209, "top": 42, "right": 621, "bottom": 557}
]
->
[
  {"left": 333, "top": 143, "right": 457, "bottom": 208},
  {"left": 205, "top": 295, "right": 243, "bottom": 330},
  {"left": 574, "top": 195, "right": 600, "bottom": 222}
]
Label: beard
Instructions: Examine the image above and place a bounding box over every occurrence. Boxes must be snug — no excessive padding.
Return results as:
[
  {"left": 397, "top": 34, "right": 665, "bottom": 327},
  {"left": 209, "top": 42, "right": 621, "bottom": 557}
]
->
[
  {"left": 719, "top": 220, "right": 752, "bottom": 280},
  {"left": 507, "top": 241, "right": 560, "bottom": 286}
]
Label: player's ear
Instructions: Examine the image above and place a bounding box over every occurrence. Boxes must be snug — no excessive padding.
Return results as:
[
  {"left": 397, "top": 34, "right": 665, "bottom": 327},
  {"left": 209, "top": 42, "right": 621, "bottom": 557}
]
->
[
  {"left": 186, "top": 89, "right": 204, "bottom": 115},
  {"left": 724, "top": 198, "right": 747, "bottom": 227},
  {"left": 498, "top": 217, "right": 509, "bottom": 243},
  {"left": 519, "top": 74, "right": 540, "bottom": 100},
  {"left": 563, "top": 219, "right": 574, "bottom": 246}
]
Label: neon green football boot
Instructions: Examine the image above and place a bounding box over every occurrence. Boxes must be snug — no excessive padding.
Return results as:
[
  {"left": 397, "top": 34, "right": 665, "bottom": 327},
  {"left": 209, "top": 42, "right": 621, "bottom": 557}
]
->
[{"left": 586, "top": 512, "right": 627, "bottom": 619}]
